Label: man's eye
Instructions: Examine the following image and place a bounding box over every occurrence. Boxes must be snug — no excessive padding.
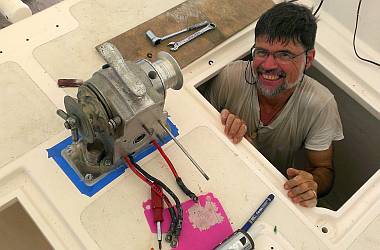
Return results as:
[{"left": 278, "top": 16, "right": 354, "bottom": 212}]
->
[
  {"left": 276, "top": 52, "right": 294, "bottom": 60},
  {"left": 254, "top": 50, "right": 268, "bottom": 57}
]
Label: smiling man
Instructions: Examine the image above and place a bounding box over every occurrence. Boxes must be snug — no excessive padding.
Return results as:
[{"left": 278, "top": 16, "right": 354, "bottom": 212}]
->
[{"left": 202, "top": 2, "right": 344, "bottom": 207}]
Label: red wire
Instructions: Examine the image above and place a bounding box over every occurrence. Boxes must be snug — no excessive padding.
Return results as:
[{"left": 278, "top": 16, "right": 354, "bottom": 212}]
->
[
  {"left": 124, "top": 156, "right": 174, "bottom": 208},
  {"left": 151, "top": 139, "right": 179, "bottom": 178},
  {"left": 124, "top": 156, "right": 151, "bottom": 186}
]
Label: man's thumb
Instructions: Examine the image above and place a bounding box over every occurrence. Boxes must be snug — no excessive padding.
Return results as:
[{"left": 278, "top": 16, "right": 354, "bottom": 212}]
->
[
  {"left": 287, "top": 168, "right": 299, "bottom": 178},
  {"left": 220, "top": 109, "right": 229, "bottom": 124}
]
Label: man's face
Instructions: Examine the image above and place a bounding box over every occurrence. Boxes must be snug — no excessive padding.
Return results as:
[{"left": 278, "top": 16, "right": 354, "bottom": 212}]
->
[{"left": 252, "top": 36, "right": 314, "bottom": 97}]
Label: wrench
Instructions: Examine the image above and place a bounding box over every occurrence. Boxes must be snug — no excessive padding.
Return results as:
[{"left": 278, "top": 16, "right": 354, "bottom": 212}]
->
[
  {"left": 168, "top": 23, "right": 216, "bottom": 51},
  {"left": 145, "top": 20, "right": 210, "bottom": 46}
]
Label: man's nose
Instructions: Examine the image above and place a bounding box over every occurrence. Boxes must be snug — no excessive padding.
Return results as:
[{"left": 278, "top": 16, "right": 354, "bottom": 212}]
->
[{"left": 261, "top": 54, "right": 278, "bottom": 69}]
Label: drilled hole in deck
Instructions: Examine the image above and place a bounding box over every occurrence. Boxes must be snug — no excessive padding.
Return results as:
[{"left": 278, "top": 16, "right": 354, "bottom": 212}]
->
[
  {"left": 148, "top": 71, "right": 157, "bottom": 79},
  {"left": 321, "top": 227, "right": 328, "bottom": 233}
]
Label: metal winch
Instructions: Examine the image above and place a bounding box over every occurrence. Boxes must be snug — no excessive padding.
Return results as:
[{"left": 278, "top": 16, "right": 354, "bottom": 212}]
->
[{"left": 57, "top": 43, "right": 183, "bottom": 184}]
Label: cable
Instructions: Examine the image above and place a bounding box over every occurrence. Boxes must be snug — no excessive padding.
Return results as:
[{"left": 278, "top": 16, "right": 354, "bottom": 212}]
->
[
  {"left": 126, "top": 137, "right": 200, "bottom": 246},
  {"left": 132, "top": 160, "right": 184, "bottom": 248},
  {"left": 353, "top": 0, "right": 380, "bottom": 67},
  {"left": 124, "top": 156, "right": 182, "bottom": 247},
  {"left": 124, "top": 156, "right": 174, "bottom": 208},
  {"left": 151, "top": 140, "right": 179, "bottom": 178},
  {"left": 130, "top": 159, "right": 182, "bottom": 209},
  {"left": 313, "top": 0, "right": 324, "bottom": 16},
  {"left": 124, "top": 155, "right": 153, "bottom": 186},
  {"left": 313, "top": 0, "right": 379, "bottom": 66},
  {"left": 244, "top": 60, "right": 256, "bottom": 85},
  {"left": 151, "top": 139, "right": 198, "bottom": 202}
]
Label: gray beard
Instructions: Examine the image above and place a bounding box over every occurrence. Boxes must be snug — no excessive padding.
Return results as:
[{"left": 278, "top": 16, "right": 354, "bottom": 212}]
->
[
  {"left": 254, "top": 69, "right": 304, "bottom": 97},
  {"left": 256, "top": 79, "right": 286, "bottom": 97}
]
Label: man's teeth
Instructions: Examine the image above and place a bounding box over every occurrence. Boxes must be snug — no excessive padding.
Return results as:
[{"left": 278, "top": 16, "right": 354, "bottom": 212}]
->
[{"left": 262, "top": 74, "right": 280, "bottom": 80}]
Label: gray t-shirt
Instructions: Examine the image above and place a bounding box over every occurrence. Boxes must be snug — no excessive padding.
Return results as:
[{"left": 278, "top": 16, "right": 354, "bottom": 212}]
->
[{"left": 203, "top": 61, "right": 344, "bottom": 175}]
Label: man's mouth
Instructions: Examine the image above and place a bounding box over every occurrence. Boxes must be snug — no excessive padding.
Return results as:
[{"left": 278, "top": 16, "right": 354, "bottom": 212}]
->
[
  {"left": 256, "top": 68, "right": 286, "bottom": 82},
  {"left": 258, "top": 72, "right": 286, "bottom": 85},
  {"left": 261, "top": 73, "right": 281, "bottom": 81}
]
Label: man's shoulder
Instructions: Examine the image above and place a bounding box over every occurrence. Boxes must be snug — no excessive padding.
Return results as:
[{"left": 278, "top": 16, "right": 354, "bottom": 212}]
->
[
  {"left": 227, "top": 60, "right": 247, "bottom": 68},
  {"left": 299, "top": 75, "right": 335, "bottom": 108},
  {"left": 222, "top": 60, "right": 247, "bottom": 74},
  {"left": 216, "top": 60, "right": 251, "bottom": 90}
]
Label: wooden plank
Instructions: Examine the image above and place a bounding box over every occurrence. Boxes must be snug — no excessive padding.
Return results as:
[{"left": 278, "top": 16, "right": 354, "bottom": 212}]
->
[{"left": 97, "top": 0, "right": 274, "bottom": 68}]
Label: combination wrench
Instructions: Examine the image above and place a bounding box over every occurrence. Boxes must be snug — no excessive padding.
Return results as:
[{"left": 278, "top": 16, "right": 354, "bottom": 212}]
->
[
  {"left": 167, "top": 23, "right": 216, "bottom": 51},
  {"left": 145, "top": 20, "right": 210, "bottom": 46}
]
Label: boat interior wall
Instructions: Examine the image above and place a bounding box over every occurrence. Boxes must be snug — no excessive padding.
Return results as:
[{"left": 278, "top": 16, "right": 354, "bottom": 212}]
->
[
  {"left": 0, "top": 199, "right": 53, "bottom": 250},
  {"left": 321, "top": 0, "right": 380, "bottom": 55},
  {"left": 306, "top": 66, "right": 380, "bottom": 210}
]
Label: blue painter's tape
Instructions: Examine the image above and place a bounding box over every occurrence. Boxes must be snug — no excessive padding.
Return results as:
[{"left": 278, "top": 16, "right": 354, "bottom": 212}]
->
[{"left": 47, "top": 119, "right": 179, "bottom": 197}]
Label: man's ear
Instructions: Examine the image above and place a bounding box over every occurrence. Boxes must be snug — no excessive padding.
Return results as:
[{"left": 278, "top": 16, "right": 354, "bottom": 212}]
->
[{"left": 305, "top": 49, "right": 316, "bottom": 69}]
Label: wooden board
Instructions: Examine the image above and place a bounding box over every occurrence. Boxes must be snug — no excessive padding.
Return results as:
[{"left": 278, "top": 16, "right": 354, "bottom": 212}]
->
[{"left": 97, "top": 0, "right": 274, "bottom": 68}]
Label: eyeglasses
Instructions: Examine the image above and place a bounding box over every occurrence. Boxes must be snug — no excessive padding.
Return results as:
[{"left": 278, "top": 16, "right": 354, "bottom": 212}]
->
[{"left": 252, "top": 46, "right": 307, "bottom": 64}]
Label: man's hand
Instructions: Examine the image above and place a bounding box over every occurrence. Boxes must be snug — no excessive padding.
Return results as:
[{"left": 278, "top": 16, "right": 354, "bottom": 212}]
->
[
  {"left": 220, "top": 109, "right": 247, "bottom": 144},
  {"left": 284, "top": 168, "right": 318, "bottom": 207}
]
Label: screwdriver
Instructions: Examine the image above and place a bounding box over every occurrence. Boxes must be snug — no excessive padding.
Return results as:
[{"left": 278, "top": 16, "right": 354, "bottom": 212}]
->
[{"left": 151, "top": 183, "right": 164, "bottom": 249}]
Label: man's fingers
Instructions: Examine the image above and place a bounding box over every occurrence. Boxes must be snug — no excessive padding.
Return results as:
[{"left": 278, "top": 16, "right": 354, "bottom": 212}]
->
[
  {"left": 284, "top": 175, "right": 303, "bottom": 189},
  {"left": 229, "top": 119, "right": 243, "bottom": 138},
  {"left": 287, "top": 181, "right": 317, "bottom": 197},
  {"left": 220, "top": 109, "right": 230, "bottom": 125},
  {"left": 284, "top": 169, "right": 318, "bottom": 207},
  {"left": 298, "top": 190, "right": 318, "bottom": 207},
  {"left": 224, "top": 113, "right": 235, "bottom": 134},
  {"left": 299, "top": 198, "right": 317, "bottom": 207},
  {"left": 220, "top": 109, "right": 248, "bottom": 144},
  {"left": 286, "top": 167, "right": 300, "bottom": 178},
  {"left": 233, "top": 124, "right": 247, "bottom": 143},
  {"left": 290, "top": 188, "right": 316, "bottom": 201},
  {"left": 284, "top": 170, "right": 313, "bottom": 190}
]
